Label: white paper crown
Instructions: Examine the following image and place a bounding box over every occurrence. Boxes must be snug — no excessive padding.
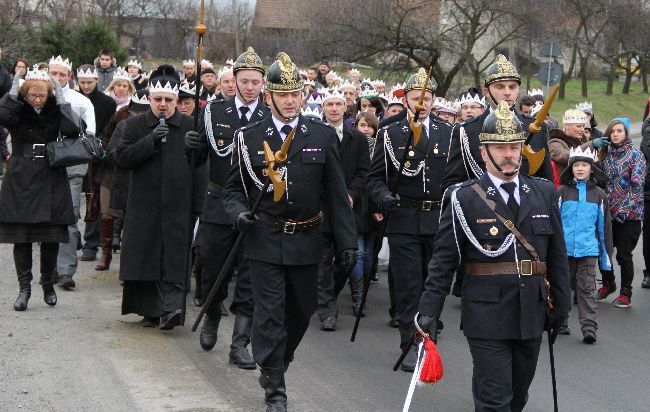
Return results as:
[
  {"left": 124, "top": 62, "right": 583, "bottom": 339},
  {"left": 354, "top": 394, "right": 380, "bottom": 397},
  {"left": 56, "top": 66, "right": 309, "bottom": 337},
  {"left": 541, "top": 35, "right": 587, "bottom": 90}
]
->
[
  {"left": 127, "top": 59, "right": 142, "bottom": 70},
  {"left": 359, "top": 85, "right": 377, "bottom": 99},
  {"left": 218, "top": 66, "right": 233, "bottom": 80},
  {"left": 299, "top": 69, "right": 307, "bottom": 77},
  {"left": 303, "top": 79, "right": 315, "bottom": 87},
  {"left": 201, "top": 59, "right": 213, "bottom": 68},
  {"left": 130, "top": 92, "right": 150, "bottom": 106},
  {"left": 149, "top": 80, "right": 179, "bottom": 96},
  {"left": 459, "top": 92, "right": 486, "bottom": 107},
  {"left": 306, "top": 94, "right": 323, "bottom": 106},
  {"left": 338, "top": 80, "right": 356, "bottom": 91},
  {"left": 327, "top": 71, "right": 341, "bottom": 82},
  {"left": 392, "top": 82, "right": 406, "bottom": 91},
  {"left": 77, "top": 66, "right": 98, "bottom": 79},
  {"left": 302, "top": 104, "right": 323, "bottom": 120},
  {"left": 528, "top": 88, "right": 544, "bottom": 97},
  {"left": 432, "top": 97, "right": 445, "bottom": 109},
  {"left": 386, "top": 95, "right": 404, "bottom": 107},
  {"left": 25, "top": 65, "right": 50, "bottom": 82},
  {"left": 225, "top": 59, "right": 234, "bottom": 66},
  {"left": 321, "top": 87, "right": 346, "bottom": 103},
  {"left": 349, "top": 68, "right": 360, "bottom": 76},
  {"left": 372, "top": 79, "right": 385, "bottom": 87},
  {"left": 569, "top": 146, "right": 597, "bottom": 161},
  {"left": 563, "top": 109, "right": 587, "bottom": 125},
  {"left": 49, "top": 55, "right": 72, "bottom": 71},
  {"left": 361, "top": 78, "right": 372, "bottom": 85},
  {"left": 183, "top": 59, "right": 196, "bottom": 66},
  {"left": 530, "top": 101, "right": 544, "bottom": 116},
  {"left": 112, "top": 67, "right": 131, "bottom": 81},
  {"left": 378, "top": 93, "right": 388, "bottom": 102},
  {"left": 179, "top": 82, "right": 196, "bottom": 96},
  {"left": 437, "top": 99, "right": 458, "bottom": 114},
  {"left": 576, "top": 101, "right": 593, "bottom": 113}
]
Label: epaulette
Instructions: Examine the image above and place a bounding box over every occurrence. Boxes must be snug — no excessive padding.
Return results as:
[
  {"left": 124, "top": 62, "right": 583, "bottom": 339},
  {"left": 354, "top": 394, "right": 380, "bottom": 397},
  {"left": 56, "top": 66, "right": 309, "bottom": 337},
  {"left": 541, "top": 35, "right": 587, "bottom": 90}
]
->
[
  {"left": 431, "top": 116, "right": 450, "bottom": 126},
  {"left": 381, "top": 120, "right": 402, "bottom": 132},
  {"left": 454, "top": 179, "right": 477, "bottom": 188},
  {"left": 459, "top": 115, "right": 481, "bottom": 127},
  {"left": 526, "top": 175, "right": 551, "bottom": 184},
  {"left": 240, "top": 119, "right": 264, "bottom": 132},
  {"left": 306, "top": 117, "right": 335, "bottom": 129},
  {"left": 208, "top": 98, "right": 227, "bottom": 108}
]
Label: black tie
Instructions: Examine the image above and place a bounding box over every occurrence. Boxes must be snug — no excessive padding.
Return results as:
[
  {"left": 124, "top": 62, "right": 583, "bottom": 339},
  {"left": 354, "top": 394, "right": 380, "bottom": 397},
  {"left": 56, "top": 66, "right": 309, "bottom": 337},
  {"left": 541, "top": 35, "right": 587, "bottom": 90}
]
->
[
  {"left": 281, "top": 125, "right": 293, "bottom": 139},
  {"left": 239, "top": 106, "right": 250, "bottom": 126},
  {"left": 501, "top": 182, "right": 519, "bottom": 219}
]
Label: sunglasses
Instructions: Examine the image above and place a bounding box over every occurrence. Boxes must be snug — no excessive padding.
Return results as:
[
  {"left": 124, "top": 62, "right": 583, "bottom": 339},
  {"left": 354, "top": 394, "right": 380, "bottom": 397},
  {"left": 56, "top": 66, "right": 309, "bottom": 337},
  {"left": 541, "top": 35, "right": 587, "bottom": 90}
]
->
[{"left": 152, "top": 96, "right": 176, "bottom": 103}]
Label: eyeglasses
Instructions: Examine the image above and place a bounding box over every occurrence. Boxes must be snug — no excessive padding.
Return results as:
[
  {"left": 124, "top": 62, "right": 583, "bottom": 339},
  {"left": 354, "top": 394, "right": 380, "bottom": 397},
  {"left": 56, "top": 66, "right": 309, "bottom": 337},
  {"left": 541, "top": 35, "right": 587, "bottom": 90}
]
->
[
  {"left": 152, "top": 96, "right": 176, "bottom": 103},
  {"left": 27, "top": 93, "right": 47, "bottom": 100},
  {"left": 584, "top": 128, "right": 592, "bottom": 132}
]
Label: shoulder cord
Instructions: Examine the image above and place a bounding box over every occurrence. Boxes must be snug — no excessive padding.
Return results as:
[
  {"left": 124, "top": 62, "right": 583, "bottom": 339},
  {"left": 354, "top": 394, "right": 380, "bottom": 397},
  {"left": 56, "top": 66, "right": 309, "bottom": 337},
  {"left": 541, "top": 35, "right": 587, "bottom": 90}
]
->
[
  {"left": 451, "top": 188, "right": 514, "bottom": 257},
  {"left": 237, "top": 130, "right": 284, "bottom": 195},
  {"left": 460, "top": 126, "right": 483, "bottom": 179},
  {"left": 383, "top": 128, "right": 430, "bottom": 192},
  {"left": 205, "top": 103, "right": 234, "bottom": 157}
]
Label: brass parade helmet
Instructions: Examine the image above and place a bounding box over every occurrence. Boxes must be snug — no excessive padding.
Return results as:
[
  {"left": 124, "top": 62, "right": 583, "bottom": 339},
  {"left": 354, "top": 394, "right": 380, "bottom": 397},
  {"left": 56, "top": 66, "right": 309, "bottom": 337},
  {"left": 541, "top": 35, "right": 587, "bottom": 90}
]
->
[
  {"left": 404, "top": 67, "right": 436, "bottom": 94},
  {"left": 266, "top": 52, "right": 304, "bottom": 93},
  {"left": 479, "top": 101, "right": 526, "bottom": 145},
  {"left": 233, "top": 46, "right": 265, "bottom": 76},
  {"left": 483, "top": 54, "right": 521, "bottom": 87}
]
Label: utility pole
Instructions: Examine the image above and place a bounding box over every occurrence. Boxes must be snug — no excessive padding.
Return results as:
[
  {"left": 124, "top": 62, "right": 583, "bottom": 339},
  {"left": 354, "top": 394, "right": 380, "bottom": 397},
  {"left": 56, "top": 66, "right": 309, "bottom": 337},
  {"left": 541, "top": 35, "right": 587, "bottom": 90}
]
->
[{"left": 232, "top": 0, "right": 241, "bottom": 57}]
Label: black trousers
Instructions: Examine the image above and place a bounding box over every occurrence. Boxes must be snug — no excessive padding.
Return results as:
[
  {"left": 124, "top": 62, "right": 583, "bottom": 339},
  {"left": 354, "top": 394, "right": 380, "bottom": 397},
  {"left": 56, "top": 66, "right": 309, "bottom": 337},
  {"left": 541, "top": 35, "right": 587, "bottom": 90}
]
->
[
  {"left": 14, "top": 243, "right": 59, "bottom": 274},
  {"left": 250, "top": 260, "right": 318, "bottom": 369},
  {"left": 602, "top": 220, "right": 642, "bottom": 296},
  {"left": 467, "top": 336, "right": 542, "bottom": 412},
  {"left": 199, "top": 221, "right": 254, "bottom": 318},
  {"left": 642, "top": 199, "right": 650, "bottom": 272},
  {"left": 317, "top": 232, "right": 349, "bottom": 320},
  {"left": 387, "top": 233, "right": 435, "bottom": 334}
]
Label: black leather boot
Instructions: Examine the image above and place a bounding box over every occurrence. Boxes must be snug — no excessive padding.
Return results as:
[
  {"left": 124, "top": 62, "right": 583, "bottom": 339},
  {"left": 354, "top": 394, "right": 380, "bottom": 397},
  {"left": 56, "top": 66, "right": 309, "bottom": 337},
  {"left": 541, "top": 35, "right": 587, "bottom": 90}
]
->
[
  {"left": 199, "top": 314, "right": 221, "bottom": 351},
  {"left": 14, "top": 270, "right": 33, "bottom": 311},
  {"left": 229, "top": 314, "right": 256, "bottom": 369},
  {"left": 399, "top": 327, "right": 417, "bottom": 372},
  {"left": 41, "top": 272, "right": 58, "bottom": 306},
  {"left": 349, "top": 277, "right": 364, "bottom": 317},
  {"left": 112, "top": 218, "right": 123, "bottom": 252},
  {"left": 642, "top": 270, "right": 650, "bottom": 289},
  {"left": 259, "top": 367, "right": 287, "bottom": 412}
]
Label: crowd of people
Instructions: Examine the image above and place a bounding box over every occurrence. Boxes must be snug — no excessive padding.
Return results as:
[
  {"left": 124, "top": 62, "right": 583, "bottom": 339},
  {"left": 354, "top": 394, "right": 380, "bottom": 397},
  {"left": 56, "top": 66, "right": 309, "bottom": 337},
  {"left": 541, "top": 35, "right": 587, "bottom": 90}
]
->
[{"left": 0, "top": 47, "right": 649, "bottom": 411}]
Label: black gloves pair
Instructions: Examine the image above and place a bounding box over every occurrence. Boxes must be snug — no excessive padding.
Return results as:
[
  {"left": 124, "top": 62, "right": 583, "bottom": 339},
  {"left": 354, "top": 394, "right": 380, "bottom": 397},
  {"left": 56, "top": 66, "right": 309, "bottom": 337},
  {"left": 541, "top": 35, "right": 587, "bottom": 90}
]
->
[
  {"left": 381, "top": 193, "right": 399, "bottom": 212},
  {"left": 545, "top": 312, "right": 568, "bottom": 344},
  {"left": 151, "top": 123, "right": 169, "bottom": 144}
]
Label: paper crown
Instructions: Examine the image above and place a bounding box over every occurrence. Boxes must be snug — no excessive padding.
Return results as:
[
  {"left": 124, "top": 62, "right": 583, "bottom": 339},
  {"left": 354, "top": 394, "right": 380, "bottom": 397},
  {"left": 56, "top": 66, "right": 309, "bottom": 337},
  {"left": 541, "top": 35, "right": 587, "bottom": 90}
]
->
[
  {"left": 349, "top": 68, "right": 360, "bottom": 76},
  {"left": 225, "top": 59, "right": 234, "bottom": 66},
  {"left": 563, "top": 109, "right": 587, "bottom": 125},
  {"left": 49, "top": 55, "right": 72, "bottom": 71},
  {"left": 326, "top": 70, "right": 341, "bottom": 82},
  {"left": 149, "top": 80, "right": 179, "bottom": 95},
  {"left": 130, "top": 90, "right": 150, "bottom": 106},
  {"left": 372, "top": 79, "right": 385, "bottom": 87},
  {"left": 299, "top": 69, "right": 307, "bottom": 77},
  {"left": 218, "top": 66, "right": 233, "bottom": 79},
  {"left": 576, "top": 101, "right": 593, "bottom": 113},
  {"left": 306, "top": 94, "right": 323, "bottom": 106},
  {"left": 25, "top": 65, "right": 50, "bottom": 82},
  {"left": 302, "top": 104, "right": 323, "bottom": 120},
  {"left": 303, "top": 79, "right": 315, "bottom": 87},
  {"left": 432, "top": 97, "right": 445, "bottom": 109},
  {"left": 338, "top": 80, "right": 356, "bottom": 91},
  {"left": 437, "top": 99, "right": 459, "bottom": 114},
  {"left": 182, "top": 59, "right": 196, "bottom": 66},
  {"left": 112, "top": 67, "right": 131, "bottom": 81},
  {"left": 389, "top": 83, "right": 406, "bottom": 95},
  {"left": 386, "top": 95, "right": 404, "bottom": 107},
  {"left": 77, "top": 66, "right": 98, "bottom": 79},
  {"left": 530, "top": 101, "right": 544, "bottom": 116},
  {"left": 200, "top": 59, "right": 213, "bottom": 68},
  {"left": 179, "top": 81, "right": 196, "bottom": 97},
  {"left": 569, "top": 146, "right": 597, "bottom": 162},
  {"left": 459, "top": 92, "right": 486, "bottom": 107},
  {"left": 321, "top": 87, "right": 346, "bottom": 103},
  {"left": 528, "top": 88, "right": 544, "bottom": 97},
  {"left": 127, "top": 59, "right": 142, "bottom": 70},
  {"left": 359, "top": 85, "right": 378, "bottom": 99}
]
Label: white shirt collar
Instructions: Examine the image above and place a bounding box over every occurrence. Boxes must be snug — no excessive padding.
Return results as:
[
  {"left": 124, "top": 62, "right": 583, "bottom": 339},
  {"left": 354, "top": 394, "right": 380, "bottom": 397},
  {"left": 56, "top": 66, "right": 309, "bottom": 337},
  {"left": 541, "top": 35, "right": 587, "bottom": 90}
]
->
[
  {"left": 272, "top": 115, "right": 300, "bottom": 141},
  {"left": 234, "top": 95, "right": 258, "bottom": 119},
  {"left": 487, "top": 171, "right": 520, "bottom": 204}
]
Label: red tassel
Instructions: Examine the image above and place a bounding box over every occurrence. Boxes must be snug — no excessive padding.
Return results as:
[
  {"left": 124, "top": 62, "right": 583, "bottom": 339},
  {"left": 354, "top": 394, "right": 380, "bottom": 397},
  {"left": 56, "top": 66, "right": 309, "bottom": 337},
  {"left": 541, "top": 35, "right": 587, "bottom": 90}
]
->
[{"left": 419, "top": 337, "right": 444, "bottom": 384}]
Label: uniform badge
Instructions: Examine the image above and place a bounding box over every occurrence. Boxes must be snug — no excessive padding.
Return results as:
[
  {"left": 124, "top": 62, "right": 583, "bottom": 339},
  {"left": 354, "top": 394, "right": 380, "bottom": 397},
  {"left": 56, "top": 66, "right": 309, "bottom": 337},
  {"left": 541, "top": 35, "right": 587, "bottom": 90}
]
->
[
  {"left": 433, "top": 144, "right": 439, "bottom": 154},
  {"left": 487, "top": 187, "right": 496, "bottom": 196},
  {"left": 477, "top": 218, "right": 497, "bottom": 223},
  {"left": 257, "top": 110, "right": 264, "bottom": 117},
  {"left": 489, "top": 226, "right": 499, "bottom": 236},
  {"left": 408, "top": 150, "right": 415, "bottom": 157},
  {"left": 522, "top": 183, "right": 530, "bottom": 193},
  {"left": 266, "top": 127, "right": 274, "bottom": 137},
  {"left": 404, "top": 161, "right": 411, "bottom": 168},
  {"left": 402, "top": 125, "right": 409, "bottom": 133},
  {"left": 300, "top": 124, "right": 308, "bottom": 133},
  {"left": 217, "top": 139, "right": 224, "bottom": 146},
  {"left": 225, "top": 107, "right": 233, "bottom": 113}
]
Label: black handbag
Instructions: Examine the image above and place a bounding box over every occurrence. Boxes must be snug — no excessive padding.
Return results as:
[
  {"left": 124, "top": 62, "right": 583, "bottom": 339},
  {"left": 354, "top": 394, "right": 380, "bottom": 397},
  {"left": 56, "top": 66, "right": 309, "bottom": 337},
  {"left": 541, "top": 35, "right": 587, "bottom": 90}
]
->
[{"left": 46, "top": 132, "right": 104, "bottom": 168}]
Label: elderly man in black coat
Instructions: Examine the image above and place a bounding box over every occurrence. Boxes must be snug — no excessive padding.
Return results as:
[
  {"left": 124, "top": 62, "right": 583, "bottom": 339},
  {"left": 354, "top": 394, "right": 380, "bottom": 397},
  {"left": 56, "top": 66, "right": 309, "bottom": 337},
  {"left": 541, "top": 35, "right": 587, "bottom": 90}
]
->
[{"left": 116, "top": 65, "right": 207, "bottom": 330}]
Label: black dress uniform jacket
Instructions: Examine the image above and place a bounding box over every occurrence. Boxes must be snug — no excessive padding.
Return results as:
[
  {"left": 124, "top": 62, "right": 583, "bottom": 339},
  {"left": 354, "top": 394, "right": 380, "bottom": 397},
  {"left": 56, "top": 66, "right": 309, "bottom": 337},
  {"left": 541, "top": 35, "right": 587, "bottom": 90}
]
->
[
  {"left": 196, "top": 97, "right": 269, "bottom": 225},
  {"left": 419, "top": 173, "right": 571, "bottom": 340},
  {"left": 322, "top": 124, "right": 369, "bottom": 232},
  {"left": 0, "top": 94, "right": 80, "bottom": 225},
  {"left": 224, "top": 115, "right": 357, "bottom": 265},
  {"left": 442, "top": 110, "right": 554, "bottom": 191},
  {"left": 367, "top": 115, "right": 453, "bottom": 235},
  {"left": 116, "top": 110, "right": 207, "bottom": 283}
]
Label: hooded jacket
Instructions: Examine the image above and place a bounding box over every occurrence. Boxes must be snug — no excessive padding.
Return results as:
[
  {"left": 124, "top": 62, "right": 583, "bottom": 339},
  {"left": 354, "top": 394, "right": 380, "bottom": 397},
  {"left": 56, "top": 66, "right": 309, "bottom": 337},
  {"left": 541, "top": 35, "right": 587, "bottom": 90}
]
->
[
  {"left": 603, "top": 139, "right": 646, "bottom": 222},
  {"left": 548, "top": 128, "right": 594, "bottom": 177}
]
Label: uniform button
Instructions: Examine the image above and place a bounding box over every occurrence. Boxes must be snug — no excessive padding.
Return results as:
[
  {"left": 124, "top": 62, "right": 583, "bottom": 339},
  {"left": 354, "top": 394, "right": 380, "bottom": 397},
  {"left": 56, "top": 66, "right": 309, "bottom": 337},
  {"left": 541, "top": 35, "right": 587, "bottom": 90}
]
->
[
  {"left": 426, "top": 167, "right": 430, "bottom": 170},
  {"left": 426, "top": 178, "right": 430, "bottom": 182},
  {"left": 426, "top": 191, "right": 430, "bottom": 194},
  {"left": 289, "top": 201, "right": 294, "bottom": 205},
  {"left": 520, "top": 283, "right": 525, "bottom": 288},
  {"left": 287, "top": 161, "right": 291, "bottom": 165},
  {"left": 289, "top": 182, "right": 293, "bottom": 185}
]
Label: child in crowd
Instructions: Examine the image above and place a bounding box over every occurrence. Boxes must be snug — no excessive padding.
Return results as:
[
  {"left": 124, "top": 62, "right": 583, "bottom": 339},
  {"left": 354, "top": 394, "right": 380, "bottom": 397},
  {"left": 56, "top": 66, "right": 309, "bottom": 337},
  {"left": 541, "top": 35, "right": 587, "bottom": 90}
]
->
[{"left": 558, "top": 147, "right": 612, "bottom": 343}]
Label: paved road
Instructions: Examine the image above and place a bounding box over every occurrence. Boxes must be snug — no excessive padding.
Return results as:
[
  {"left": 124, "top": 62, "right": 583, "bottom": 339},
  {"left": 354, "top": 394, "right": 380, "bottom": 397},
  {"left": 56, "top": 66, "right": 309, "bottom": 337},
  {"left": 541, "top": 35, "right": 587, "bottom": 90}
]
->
[{"left": 0, "top": 213, "right": 648, "bottom": 412}]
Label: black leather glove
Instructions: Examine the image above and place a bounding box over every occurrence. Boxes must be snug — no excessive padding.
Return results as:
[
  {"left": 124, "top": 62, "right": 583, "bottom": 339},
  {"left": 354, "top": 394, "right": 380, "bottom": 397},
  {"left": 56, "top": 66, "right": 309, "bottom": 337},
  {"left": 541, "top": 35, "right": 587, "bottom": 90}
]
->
[
  {"left": 235, "top": 211, "right": 256, "bottom": 233},
  {"left": 335, "top": 248, "right": 358, "bottom": 273},
  {"left": 545, "top": 312, "right": 567, "bottom": 344},
  {"left": 185, "top": 130, "right": 203, "bottom": 150},
  {"left": 151, "top": 123, "right": 169, "bottom": 144},
  {"left": 381, "top": 193, "right": 399, "bottom": 212},
  {"left": 417, "top": 314, "right": 444, "bottom": 342}
]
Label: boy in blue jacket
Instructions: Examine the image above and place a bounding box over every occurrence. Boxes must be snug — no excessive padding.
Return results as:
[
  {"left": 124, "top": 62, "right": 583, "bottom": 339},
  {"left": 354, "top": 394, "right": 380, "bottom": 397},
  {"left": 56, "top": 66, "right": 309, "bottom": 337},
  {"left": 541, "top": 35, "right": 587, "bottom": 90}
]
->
[{"left": 557, "top": 147, "right": 613, "bottom": 343}]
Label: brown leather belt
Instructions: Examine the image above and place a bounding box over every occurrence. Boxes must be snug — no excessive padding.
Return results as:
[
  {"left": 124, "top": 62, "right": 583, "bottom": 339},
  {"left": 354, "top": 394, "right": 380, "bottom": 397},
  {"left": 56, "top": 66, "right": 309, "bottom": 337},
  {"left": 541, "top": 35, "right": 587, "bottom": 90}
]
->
[
  {"left": 256, "top": 211, "right": 322, "bottom": 234},
  {"left": 466, "top": 261, "right": 547, "bottom": 276},
  {"left": 398, "top": 197, "right": 441, "bottom": 211}
]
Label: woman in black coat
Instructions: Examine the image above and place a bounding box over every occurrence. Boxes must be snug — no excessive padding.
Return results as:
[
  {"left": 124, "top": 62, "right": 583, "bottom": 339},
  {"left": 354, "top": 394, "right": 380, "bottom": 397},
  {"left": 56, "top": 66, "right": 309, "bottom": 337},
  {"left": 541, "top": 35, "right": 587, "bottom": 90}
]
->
[{"left": 0, "top": 70, "right": 80, "bottom": 311}]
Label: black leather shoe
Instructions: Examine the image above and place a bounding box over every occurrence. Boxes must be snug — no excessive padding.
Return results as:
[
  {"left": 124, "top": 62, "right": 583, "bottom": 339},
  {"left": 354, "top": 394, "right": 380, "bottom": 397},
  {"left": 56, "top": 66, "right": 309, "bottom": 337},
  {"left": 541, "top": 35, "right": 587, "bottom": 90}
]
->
[
  {"left": 229, "top": 315, "right": 256, "bottom": 369},
  {"left": 14, "top": 290, "right": 30, "bottom": 311},
  {"left": 159, "top": 310, "right": 182, "bottom": 330},
  {"left": 139, "top": 316, "right": 159, "bottom": 327},
  {"left": 41, "top": 273, "right": 57, "bottom": 307},
  {"left": 400, "top": 344, "right": 418, "bottom": 372},
  {"left": 58, "top": 275, "right": 76, "bottom": 290},
  {"left": 259, "top": 368, "right": 287, "bottom": 412},
  {"left": 199, "top": 314, "right": 221, "bottom": 350},
  {"left": 320, "top": 316, "right": 336, "bottom": 331}
]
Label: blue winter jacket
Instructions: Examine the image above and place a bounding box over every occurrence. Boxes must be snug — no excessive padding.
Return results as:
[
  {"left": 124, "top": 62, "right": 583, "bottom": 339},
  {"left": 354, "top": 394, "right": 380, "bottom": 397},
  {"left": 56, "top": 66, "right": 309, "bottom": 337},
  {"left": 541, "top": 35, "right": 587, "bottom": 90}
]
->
[{"left": 558, "top": 180, "right": 613, "bottom": 270}]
